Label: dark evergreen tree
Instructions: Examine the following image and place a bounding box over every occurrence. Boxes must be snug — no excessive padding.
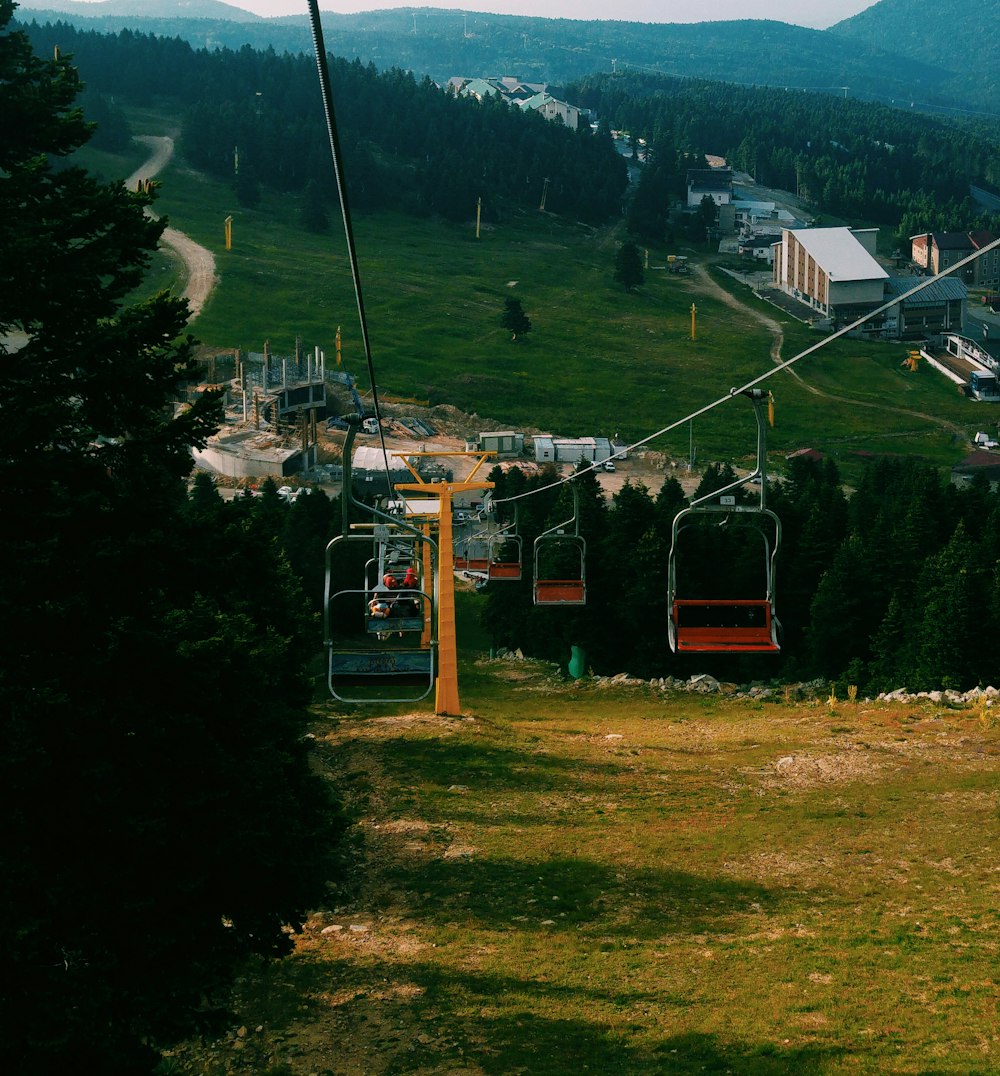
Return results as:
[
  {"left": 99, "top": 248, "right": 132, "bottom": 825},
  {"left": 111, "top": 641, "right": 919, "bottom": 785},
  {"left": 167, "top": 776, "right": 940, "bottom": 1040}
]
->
[
  {"left": 614, "top": 239, "right": 645, "bottom": 292},
  {"left": 0, "top": 7, "right": 342, "bottom": 1070},
  {"left": 299, "top": 177, "right": 330, "bottom": 233},
  {"left": 500, "top": 296, "right": 532, "bottom": 341}
]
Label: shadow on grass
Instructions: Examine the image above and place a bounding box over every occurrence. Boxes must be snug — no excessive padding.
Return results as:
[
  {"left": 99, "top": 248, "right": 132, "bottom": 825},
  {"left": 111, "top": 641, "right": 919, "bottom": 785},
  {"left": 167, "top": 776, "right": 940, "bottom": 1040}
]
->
[
  {"left": 252, "top": 956, "right": 848, "bottom": 1074},
  {"left": 366, "top": 733, "right": 631, "bottom": 794},
  {"left": 379, "top": 853, "right": 794, "bottom": 940}
]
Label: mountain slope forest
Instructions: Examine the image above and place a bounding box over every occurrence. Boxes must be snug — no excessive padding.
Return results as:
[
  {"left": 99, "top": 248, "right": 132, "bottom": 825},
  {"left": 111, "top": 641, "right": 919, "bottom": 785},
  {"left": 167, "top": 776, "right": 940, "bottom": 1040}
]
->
[
  {"left": 15, "top": 0, "right": 1000, "bottom": 112},
  {"left": 568, "top": 71, "right": 1000, "bottom": 242},
  {"left": 21, "top": 18, "right": 627, "bottom": 224},
  {"left": 18, "top": 17, "right": 1000, "bottom": 239},
  {"left": 831, "top": 0, "right": 1000, "bottom": 114}
]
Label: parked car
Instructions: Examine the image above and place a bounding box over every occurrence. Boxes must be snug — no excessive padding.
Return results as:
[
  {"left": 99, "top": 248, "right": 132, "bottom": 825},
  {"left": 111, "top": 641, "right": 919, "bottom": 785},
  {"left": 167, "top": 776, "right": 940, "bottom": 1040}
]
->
[{"left": 603, "top": 460, "right": 616, "bottom": 472}]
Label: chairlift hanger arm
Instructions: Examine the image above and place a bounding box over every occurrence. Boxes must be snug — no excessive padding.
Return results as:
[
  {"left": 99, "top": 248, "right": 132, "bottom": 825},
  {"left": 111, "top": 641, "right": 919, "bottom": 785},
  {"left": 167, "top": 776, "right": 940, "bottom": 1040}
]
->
[
  {"left": 690, "top": 391, "right": 771, "bottom": 510},
  {"left": 537, "top": 483, "right": 581, "bottom": 540}
]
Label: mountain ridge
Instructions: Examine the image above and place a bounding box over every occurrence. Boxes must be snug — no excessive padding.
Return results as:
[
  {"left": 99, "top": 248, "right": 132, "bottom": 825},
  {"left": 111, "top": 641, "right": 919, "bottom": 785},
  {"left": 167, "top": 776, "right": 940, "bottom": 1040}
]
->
[{"left": 12, "top": 0, "right": 1000, "bottom": 113}]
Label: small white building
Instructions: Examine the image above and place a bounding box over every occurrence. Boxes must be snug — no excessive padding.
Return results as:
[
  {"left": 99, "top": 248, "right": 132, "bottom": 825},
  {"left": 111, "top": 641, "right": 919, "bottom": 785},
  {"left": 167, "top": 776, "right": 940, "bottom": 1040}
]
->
[
  {"left": 686, "top": 168, "right": 733, "bottom": 209},
  {"left": 533, "top": 435, "right": 624, "bottom": 464},
  {"left": 477, "top": 431, "right": 524, "bottom": 457},
  {"left": 518, "top": 92, "right": 583, "bottom": 131}
]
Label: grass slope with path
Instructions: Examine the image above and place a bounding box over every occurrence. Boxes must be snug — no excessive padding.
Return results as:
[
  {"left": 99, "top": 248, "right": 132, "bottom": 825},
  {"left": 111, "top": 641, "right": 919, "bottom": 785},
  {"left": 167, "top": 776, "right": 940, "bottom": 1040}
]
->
[
  {"left": 167, "top": 653, "right": 1000, "bottom": 1075},
  {"left": 82, "top": 113, "right": 988, "bottom": 477}
]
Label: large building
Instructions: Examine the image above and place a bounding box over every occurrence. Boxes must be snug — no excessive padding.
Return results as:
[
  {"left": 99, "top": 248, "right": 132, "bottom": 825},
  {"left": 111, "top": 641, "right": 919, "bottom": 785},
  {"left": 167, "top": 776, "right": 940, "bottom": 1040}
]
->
[
  {"left": 772, "top": 227, "right": 887, "bottom": 324},
  {"left": 773, "top": 226, "right": 968, "bottom": 337}
]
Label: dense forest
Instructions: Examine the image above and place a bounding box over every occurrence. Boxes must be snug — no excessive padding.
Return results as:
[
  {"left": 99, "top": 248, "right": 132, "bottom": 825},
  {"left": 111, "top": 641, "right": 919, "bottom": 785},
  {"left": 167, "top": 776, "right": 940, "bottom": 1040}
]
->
[
  {"left": 477, "top": 456, "right": 1000, "bottom": 694},
  {"left": 567, "top": 72, "right": 1000, "bottom": 245},
  {"left": 21, "top": 18, "right": 628, "bottom": 223},
  {"left": 20, "top": 17, "right": 1000, "bottom": 238}
]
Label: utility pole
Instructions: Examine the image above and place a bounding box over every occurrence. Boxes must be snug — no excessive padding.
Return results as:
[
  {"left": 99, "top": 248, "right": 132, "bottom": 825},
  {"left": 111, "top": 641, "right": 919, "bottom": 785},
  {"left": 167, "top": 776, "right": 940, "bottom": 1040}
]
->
[
  {"left": 539, "top": 177, "right": 550, "bottom": 212},
  {"left": 691, "top": 303, "right": 697, "bottom": 341}
]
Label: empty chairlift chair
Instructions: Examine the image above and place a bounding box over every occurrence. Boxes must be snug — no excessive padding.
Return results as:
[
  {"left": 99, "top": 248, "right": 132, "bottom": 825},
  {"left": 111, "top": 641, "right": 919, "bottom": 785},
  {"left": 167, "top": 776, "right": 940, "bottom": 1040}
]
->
[
  {"left": 667, "top": 389, "right": 781, "bottom": 653},
  {"left": 487, "top": 505, "right": 522, "bottom": 581},
  {"left": 533, "top": 485, "right": 586, "bottom": 606}
]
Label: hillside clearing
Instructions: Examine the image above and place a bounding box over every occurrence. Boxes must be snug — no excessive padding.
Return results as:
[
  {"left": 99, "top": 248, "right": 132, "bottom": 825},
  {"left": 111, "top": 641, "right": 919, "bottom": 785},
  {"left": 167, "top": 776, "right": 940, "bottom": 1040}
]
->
[{"left": 168, "top": 661, "right": 1000, "bottom": 1075}]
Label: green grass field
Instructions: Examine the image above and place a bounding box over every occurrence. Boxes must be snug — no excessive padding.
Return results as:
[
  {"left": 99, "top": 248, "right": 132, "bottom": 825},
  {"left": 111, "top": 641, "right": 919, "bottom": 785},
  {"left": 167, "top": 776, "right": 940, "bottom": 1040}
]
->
[
  {"left": 96, "top": 114, "right": 992, "bottom": 476},
  {"left": 83, "top": 116, "right": 1000, "bottom": 1076},
  {"left": 166, "top": 654, "right": 1000, "bottom": 1075}
]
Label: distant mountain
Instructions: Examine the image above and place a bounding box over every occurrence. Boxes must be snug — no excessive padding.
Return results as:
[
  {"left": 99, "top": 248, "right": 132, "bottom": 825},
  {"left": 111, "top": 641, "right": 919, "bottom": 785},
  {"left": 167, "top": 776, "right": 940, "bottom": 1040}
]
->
[
  {"left": 12, "top": 1, "right": 994, "bottom": 113},
  {"left": 830, "top": 0, "right": 1000, "bottom": 110},
  {"left": 15, "top": 0, "right": 262, "bottom": 19}
]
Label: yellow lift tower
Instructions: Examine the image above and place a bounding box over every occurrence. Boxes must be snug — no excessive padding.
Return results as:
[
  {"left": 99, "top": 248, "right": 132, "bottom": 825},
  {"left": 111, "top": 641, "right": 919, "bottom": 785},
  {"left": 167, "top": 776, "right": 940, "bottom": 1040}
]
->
[{"left": 393, "top": 450, "right": 496, "bottom": 716}]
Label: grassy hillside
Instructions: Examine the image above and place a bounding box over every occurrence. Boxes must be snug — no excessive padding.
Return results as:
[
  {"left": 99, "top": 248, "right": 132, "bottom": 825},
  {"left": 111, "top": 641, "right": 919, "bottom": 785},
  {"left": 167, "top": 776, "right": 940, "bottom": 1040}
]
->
[
  {"left": 165, "top": 655, "right": 1000, "bottom": 1074},
  {"left": 99, "top": 116, "right": 985, "bottom": 472}
]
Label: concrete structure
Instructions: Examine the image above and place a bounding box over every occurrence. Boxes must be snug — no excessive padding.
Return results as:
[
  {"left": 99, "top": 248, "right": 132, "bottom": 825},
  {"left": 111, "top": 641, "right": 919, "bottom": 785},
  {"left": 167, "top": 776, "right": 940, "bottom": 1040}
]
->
[
  {"left": 193, "top": 430, "right": 316, "bottom": 479},
  {"left": 732, "top": 200, "right": 800, "bottom": 234},
  {"left": 449, "top": 77, "right": 584, "bottom": 129},
  {"left": 918, "top": 333, "right": 999, "bottom": 401},
  {"left": 772, "top": 226, "right": 888, "bottom": 326},
  {"left": 738, "top": 232, "right": 783, "bottom": 264},
  {"left": 192, "top": 344, "right": 326, "bottom": 477},
  {"left": 533, "top": 435, "right": 625, "bottom": 465},
  {"left": 518, "top": 91, "right": 583, "bottom": 130},
  {"left": 882, "top": 276, "right": 967, "bottom": 339},
  {"left": 951, "top": 450, "right": 1000, "bottom": 490}
]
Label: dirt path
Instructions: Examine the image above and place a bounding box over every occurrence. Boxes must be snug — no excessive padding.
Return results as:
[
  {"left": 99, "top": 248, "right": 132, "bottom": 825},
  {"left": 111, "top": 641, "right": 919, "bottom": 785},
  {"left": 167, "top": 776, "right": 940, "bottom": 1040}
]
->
[
  {"left": 694, "top": 264, "right": 970, "bottom": 441},
  {"left": 128, "top": 135, "right": 217, "bottom": 321}
]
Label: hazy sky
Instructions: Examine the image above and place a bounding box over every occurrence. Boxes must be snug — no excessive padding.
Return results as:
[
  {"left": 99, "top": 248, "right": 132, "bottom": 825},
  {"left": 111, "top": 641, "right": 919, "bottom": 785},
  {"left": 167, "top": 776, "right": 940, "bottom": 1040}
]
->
[{"left": 77, "top": 1, "right": 878, "bottom": 33}]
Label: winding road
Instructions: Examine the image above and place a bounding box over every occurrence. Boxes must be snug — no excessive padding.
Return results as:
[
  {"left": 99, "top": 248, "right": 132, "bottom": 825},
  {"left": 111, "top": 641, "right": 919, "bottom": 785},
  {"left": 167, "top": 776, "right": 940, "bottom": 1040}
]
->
[{"left": 127, "top": 135, "right": 217, "bottom": 321}]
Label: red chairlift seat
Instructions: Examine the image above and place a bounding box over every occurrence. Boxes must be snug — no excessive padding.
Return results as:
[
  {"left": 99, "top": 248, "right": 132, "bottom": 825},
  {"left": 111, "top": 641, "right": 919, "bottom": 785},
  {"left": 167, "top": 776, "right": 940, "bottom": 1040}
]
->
[
  {"left": 534, "top": 578, "right": 586, "bottom": 605},
  {"left": 666, "top": 390, "right": 781, "bottom": 655},
  {"left": 671, "top": 599, "right": 779, "bottom": 653}
]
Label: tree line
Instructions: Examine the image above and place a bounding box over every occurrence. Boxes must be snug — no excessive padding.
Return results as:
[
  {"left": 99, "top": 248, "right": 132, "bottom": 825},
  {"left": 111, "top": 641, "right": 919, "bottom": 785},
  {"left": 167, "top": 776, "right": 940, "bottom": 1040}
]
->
[
  {"left": 20, "top": 17, "right": 628, "bottom": 225},
  {"left": 482, "top": 455, "right": 1000, "bottom": 694}
]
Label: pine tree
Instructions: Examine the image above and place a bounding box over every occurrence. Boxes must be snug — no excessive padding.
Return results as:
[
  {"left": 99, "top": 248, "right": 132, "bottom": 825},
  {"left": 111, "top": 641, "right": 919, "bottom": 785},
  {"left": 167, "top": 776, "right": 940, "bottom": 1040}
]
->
[
  {"left": 500, "top": 296, "right": 532, "bottom": 341},
  {"left": 0, "top": 8, "right": 342, "bottom": 1069},
  {"left": 614, "top": 239, "right": 645, "bottom": 292}
]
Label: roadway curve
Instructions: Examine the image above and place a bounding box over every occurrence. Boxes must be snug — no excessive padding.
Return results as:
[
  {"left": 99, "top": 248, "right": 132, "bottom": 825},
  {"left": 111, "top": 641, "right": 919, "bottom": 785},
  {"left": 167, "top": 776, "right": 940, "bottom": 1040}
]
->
[{"left": 127, "top": 135, "right": 217, "bottom": 321}]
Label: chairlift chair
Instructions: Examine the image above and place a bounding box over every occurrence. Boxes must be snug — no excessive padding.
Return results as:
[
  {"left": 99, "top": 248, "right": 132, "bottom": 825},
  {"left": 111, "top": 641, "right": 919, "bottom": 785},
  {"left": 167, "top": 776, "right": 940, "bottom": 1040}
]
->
[
  {"left": 324, "top": 421, "right": 438, "bottom": 703},
  {"left": 487, "top": 504, "right": 522, "bottom": 581},
  {"left": 667, "top": 389, "right": 781, "bottom": 653},
  {"left": 533, "top": 485, "right": 586, "bottom": 605}
]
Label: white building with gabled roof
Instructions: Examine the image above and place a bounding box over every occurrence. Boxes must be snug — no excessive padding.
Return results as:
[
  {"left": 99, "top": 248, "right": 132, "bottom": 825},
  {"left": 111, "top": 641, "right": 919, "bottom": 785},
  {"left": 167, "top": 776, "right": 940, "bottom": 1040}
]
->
[{"left": 773, "top": 227, "right": 888, "bottom": 324}]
